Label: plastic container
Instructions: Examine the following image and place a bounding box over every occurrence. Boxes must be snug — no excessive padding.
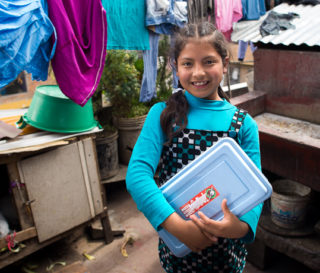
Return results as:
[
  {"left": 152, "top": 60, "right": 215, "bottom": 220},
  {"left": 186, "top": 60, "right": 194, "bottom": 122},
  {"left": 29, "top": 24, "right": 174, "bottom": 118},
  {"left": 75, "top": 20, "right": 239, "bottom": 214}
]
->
[
  {"left": 17, "top": 85, "right": 99, "bottom": 133},
  {"left": 271, "top": 179, "right": 311, "bottom": 229},
  {"left": 158, "top": 137, "right": 272, "bottom": 257}
]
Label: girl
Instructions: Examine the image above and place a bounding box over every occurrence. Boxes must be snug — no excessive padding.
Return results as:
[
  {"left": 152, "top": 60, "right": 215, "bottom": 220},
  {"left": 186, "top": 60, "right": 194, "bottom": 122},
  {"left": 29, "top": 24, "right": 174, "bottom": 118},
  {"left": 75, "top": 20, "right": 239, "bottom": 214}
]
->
[{"left": 126, "top": 21, "right": 263, "bottom": 273}]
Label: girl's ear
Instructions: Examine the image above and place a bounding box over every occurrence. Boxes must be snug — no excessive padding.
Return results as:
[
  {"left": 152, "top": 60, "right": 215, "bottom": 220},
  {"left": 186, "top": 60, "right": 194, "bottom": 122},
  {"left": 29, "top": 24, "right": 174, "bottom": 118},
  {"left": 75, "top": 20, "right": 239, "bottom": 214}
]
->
[{"left": 223, "top": 56, "right": 229, "bottom": 74}]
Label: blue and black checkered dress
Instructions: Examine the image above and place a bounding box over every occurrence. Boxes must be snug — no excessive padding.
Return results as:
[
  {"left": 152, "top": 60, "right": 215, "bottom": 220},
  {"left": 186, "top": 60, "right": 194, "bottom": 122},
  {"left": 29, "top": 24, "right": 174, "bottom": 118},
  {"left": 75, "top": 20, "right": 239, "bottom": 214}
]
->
[{"left": 157, "top": 109, "right": 248, "bottom": 273}]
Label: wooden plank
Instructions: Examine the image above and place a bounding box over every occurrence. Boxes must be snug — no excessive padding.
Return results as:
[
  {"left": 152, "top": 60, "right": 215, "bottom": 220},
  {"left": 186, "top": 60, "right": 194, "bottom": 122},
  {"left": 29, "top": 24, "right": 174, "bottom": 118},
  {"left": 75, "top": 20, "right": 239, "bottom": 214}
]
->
[
  {"left": 99, "top": 208, "right": 114, "bottom": 244},
  {"left": 81, "top": 137, "right": 104, "bottom": 215},
  {"left": 78, "top": 141, "right": 96, "bottom": 218},
  {"left": 6, "top": 162, "right": 34, "bottom": 229},
  {"left": 0, "top": 224, "right": 86, "bottom": 270},
  {"left": 82, "top": 136, "right": 117, "bottom": 244},
  {"left": 0, "top": 227, "right": 37, "bottom": 249}
]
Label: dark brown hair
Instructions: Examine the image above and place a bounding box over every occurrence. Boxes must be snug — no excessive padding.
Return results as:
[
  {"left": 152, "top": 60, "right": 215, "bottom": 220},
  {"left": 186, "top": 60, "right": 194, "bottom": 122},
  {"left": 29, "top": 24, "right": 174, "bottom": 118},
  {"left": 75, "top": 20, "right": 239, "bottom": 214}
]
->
[{"left": 160, "top": 22, "right": 230, "bottom": 145}]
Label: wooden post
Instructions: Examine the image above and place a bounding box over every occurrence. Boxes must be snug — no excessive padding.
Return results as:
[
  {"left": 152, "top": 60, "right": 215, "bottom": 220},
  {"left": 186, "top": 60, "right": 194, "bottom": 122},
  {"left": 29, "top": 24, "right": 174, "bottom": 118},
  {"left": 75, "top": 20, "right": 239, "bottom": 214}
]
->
[
  {"left": 100, "top": 207, "right": 114, "bottom": 244},
  {"left": 6, "top": 162, "right": 34, "bottom": 229}
]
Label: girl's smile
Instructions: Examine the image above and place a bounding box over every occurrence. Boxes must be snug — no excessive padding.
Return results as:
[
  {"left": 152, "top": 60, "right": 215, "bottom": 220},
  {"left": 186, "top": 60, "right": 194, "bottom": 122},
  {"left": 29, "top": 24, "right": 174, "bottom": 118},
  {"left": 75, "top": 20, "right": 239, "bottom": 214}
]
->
[{"left": 176, "top": 39, "right": 229, "bottom": 100}]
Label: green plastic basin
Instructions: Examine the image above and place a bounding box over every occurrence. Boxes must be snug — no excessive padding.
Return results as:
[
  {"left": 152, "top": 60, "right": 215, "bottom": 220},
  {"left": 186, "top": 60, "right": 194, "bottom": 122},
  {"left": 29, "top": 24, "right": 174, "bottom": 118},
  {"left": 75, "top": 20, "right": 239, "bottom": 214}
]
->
[{"left": 19, "top": 85, "right": 99, "bottom": 133}]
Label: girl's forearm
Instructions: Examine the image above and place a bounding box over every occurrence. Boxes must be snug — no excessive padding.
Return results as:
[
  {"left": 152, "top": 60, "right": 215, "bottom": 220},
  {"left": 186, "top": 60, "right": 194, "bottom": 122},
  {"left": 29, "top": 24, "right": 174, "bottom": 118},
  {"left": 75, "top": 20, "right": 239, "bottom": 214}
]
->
[
  {"left": 161, "top": 212, "right": 185, "bottom": 238},
  {"left": 238, "top": 221, "right": 250, "bottom": 238}
]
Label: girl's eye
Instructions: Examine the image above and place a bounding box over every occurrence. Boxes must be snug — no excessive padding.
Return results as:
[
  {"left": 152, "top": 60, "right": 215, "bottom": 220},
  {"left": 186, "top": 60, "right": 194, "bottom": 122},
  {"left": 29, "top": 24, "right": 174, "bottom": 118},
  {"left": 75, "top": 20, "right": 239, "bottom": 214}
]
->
[
  {"left": 182, "top": 62, "right": 192, "bottom": 67},
  {"left": 205, "top": 60, "right": 214, "bottom": 65}
]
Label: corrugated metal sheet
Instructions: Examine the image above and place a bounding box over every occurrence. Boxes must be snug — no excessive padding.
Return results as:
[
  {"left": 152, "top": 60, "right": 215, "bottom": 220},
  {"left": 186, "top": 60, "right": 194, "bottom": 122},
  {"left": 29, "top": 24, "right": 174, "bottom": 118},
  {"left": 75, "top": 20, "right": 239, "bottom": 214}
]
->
[{"left": 231, "top": 3, "right": 320, "bottom": 47}]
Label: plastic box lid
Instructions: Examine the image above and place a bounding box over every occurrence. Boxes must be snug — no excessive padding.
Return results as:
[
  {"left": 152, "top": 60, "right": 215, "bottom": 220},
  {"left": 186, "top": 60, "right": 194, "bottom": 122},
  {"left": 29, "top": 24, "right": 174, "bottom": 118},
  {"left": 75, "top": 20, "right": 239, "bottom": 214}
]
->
[{"left": 158, "top": 137, "right": 272, "bottom": 257}]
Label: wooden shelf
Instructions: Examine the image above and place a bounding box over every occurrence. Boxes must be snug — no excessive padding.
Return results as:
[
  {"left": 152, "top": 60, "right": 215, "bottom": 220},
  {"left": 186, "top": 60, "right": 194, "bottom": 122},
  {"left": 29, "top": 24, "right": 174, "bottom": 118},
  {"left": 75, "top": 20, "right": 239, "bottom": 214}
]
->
[{"left": 0, "top": 227, "right": 37, "bottom": 249}]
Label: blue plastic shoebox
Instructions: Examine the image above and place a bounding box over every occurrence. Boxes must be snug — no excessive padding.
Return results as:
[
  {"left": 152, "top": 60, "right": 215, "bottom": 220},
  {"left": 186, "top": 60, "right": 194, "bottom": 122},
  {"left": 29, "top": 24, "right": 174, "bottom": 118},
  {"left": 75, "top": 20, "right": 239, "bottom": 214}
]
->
[{"left": 158, "top": 137, "right": 272, "bottom": 257}]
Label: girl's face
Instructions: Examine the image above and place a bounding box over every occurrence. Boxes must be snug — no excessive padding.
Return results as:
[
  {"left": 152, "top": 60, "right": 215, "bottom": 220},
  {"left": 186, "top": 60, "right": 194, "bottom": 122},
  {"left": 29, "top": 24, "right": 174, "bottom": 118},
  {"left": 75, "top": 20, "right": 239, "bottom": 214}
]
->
[{"left": 176, "top": 39, "right": 228, "bottom": 100}]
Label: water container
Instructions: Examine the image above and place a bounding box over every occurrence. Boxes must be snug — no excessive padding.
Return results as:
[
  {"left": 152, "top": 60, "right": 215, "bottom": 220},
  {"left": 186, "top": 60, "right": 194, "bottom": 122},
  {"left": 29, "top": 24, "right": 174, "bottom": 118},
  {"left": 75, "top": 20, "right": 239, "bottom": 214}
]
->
[{"left": 158, "top": 137, "right": 272, "bottom": 257}]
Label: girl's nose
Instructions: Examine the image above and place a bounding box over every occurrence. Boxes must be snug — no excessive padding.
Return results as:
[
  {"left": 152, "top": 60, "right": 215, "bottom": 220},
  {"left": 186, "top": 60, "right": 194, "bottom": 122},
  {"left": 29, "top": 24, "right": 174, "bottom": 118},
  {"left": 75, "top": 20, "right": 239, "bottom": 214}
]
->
[{"left": 193, "top": 64, "right": 205, "bottom": 77}]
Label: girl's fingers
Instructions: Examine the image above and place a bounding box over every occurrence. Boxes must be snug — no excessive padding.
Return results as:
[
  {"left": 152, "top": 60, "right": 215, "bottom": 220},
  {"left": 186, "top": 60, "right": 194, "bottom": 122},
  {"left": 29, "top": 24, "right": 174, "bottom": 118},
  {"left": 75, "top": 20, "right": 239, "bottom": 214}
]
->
[
  {"left": 197, "top": 211, "right": 211, "bottom": 223},
  {"left": 192, "top": 212, "right": 218, "bottom": 234},
  {"left": 203, "top": 231, "right": 218, "bottom": 244},
  {"left": 221, "top": 199, "right": 231, "bottom": 216},
  {"left": 190, "top": 214, "right": 205, "bottom": 228},
  {"left": 191, "top": 214, "right": 218, "bottom": 243},
  {"left": 197, "top": 211, "right": 220, "bottom": 231}
]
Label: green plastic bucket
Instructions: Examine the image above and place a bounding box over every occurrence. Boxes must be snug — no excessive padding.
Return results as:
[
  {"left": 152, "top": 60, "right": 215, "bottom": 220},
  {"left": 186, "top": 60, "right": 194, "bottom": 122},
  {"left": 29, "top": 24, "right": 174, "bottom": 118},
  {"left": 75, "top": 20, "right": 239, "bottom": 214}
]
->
[{"left": 17, "top": 85, "right": 100, "bottom": 133}]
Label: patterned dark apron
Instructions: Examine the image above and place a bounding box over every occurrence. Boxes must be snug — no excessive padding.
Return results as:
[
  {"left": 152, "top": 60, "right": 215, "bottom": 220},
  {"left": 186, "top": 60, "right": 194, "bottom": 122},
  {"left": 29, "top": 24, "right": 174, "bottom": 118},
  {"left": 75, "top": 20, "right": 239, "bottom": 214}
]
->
[{"left": 157, "top": 108, "right": 249, "bottom": 273}]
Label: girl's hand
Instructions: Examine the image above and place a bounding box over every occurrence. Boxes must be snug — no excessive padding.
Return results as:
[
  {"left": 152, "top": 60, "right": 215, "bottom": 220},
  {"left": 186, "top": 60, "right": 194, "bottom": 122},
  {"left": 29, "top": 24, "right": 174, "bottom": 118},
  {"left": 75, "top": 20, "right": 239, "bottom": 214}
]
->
[
  {"left": 179, "top": 220, "right": 217, "bottom": 252},
  {"left": 161, "top": 213, "right": 216, "bottom": 252},
  {"left": 190, "top": 199, "right": 249, "bottom": 239}
]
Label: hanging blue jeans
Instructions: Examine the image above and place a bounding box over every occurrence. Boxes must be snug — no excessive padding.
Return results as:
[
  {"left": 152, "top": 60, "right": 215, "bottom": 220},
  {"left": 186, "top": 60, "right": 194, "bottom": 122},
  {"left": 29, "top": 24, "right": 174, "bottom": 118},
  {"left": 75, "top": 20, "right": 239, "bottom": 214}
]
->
[
  {"left": 140, "top": 0, "right": 187, "bottom": 102},
  {"left": 238, "top": 40, "right": 257, "bottom": 61},
  {"left": 140, "top": 31, "right": 160, "bottom": 102},
  {"left": 170, "top": 35, "right": 179, "bottom": 89},
  {"left": 140, "top": 32, "right": 180, "bottom": 102}
]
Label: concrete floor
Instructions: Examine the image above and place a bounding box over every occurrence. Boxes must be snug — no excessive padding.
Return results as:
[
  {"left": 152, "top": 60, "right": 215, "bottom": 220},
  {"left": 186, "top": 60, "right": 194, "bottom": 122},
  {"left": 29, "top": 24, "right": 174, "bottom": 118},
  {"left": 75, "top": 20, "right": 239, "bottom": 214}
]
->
[{"left": 1, "top": 181, "right": 315, "bottom": 273}]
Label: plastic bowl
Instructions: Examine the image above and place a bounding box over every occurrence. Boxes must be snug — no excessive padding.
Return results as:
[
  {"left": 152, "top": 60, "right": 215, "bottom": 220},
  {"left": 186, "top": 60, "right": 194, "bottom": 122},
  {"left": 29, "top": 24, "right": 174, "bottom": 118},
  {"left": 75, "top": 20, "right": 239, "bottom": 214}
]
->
[{"left": 18, "top": 85, "right": 99, "bottom": 133}]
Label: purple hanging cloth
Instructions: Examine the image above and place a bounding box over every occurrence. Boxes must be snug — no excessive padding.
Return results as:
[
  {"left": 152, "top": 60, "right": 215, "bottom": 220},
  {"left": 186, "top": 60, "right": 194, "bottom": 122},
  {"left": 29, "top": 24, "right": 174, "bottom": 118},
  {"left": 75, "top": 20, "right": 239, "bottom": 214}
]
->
[{"left": 47, "top": 0, "right": 107, "bottom": 106}]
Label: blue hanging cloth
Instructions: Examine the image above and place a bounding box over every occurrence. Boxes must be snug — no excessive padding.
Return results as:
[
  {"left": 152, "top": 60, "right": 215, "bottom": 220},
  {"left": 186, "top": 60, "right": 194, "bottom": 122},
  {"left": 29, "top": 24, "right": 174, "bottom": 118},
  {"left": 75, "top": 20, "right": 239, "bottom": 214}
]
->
[
  {"left": 0, "top": 0, "right": 56, "bottom": 88},
  {"left": 241, "top": 0, "right": 266, "bottom": 20}
]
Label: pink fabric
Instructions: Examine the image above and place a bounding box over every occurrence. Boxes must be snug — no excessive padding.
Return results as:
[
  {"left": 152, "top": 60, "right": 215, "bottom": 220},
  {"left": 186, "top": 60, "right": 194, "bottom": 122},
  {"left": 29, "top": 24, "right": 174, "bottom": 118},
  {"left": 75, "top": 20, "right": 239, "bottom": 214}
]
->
[
  {"left": 48, "top": 0, "right": 107, "bottom": 106},
  {"left": 215, "top": 0, "right": 242, "bottom": 41}
]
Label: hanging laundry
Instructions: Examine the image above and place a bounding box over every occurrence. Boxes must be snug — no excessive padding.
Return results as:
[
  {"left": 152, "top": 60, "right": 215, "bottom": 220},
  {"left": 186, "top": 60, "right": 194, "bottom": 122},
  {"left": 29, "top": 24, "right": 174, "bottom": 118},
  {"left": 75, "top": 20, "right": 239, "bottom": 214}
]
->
[
  {"left": 260, "top": 10, "right": 299, "bottom": 37},
  {"left": 140, "top": 0, "right": 188, "bottom": 102},
  {"left": 215, "top": 0, "right": 243, "bottom": 41},
  {"left": 102, "top": 0, "right": 149, "bottom": 50},
  {"left": 47, "top": 0, "right": 107, "bottom": 106},
  {"left": 146, "top": 0, "right": 188, "bottom": 35},
  {"left": 241, "top": 0, "right": 266, "bottom": 20},
  {"left": 238, "top": 40, "right": 257, "bottom": 61},
  {"left": 0, "top": 0, "right": 56, "bottom": 89},
  {"left": 188, "top": 0, "right": 215, "bottom": 24},
  {"left": 140, "top": 31, "right": 160, "bottom": 102}
]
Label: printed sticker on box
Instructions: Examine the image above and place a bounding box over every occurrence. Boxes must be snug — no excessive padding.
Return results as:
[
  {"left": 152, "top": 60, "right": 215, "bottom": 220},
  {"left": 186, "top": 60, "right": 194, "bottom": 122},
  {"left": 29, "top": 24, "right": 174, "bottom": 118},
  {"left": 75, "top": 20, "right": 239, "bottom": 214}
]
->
[{"left": 180, "top": 185, "right": 219, "bottom": 218}]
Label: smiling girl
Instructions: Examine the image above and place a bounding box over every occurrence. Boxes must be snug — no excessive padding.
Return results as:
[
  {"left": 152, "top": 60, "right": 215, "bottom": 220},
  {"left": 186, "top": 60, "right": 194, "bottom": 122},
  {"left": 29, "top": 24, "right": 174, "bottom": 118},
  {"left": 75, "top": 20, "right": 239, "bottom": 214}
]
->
[{"left": 126, "top": 22, "right": 262, "bottom": 273}]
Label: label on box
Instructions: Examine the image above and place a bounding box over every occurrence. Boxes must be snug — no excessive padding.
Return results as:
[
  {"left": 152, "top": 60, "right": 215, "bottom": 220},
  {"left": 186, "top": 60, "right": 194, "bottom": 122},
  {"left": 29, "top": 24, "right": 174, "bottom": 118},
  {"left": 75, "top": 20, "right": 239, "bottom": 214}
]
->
[{"left": 180, "top": 185, "right": 219, "bottom": 218}]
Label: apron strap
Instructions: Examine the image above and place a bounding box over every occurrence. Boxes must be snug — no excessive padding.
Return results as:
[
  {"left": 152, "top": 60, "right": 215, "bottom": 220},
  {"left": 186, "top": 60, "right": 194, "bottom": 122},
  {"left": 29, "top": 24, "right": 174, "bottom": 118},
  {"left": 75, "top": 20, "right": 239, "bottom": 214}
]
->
[{"left": 228, "top": 108, "right": 248, "bottom": 139}]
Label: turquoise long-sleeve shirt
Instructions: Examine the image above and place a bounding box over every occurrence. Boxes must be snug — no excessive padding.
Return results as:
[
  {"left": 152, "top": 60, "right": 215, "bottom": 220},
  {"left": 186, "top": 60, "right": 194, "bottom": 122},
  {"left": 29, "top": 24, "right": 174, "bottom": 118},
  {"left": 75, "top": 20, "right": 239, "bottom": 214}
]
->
[{"left": 126, "top": 91, "right": 263, "bottom": 243}]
